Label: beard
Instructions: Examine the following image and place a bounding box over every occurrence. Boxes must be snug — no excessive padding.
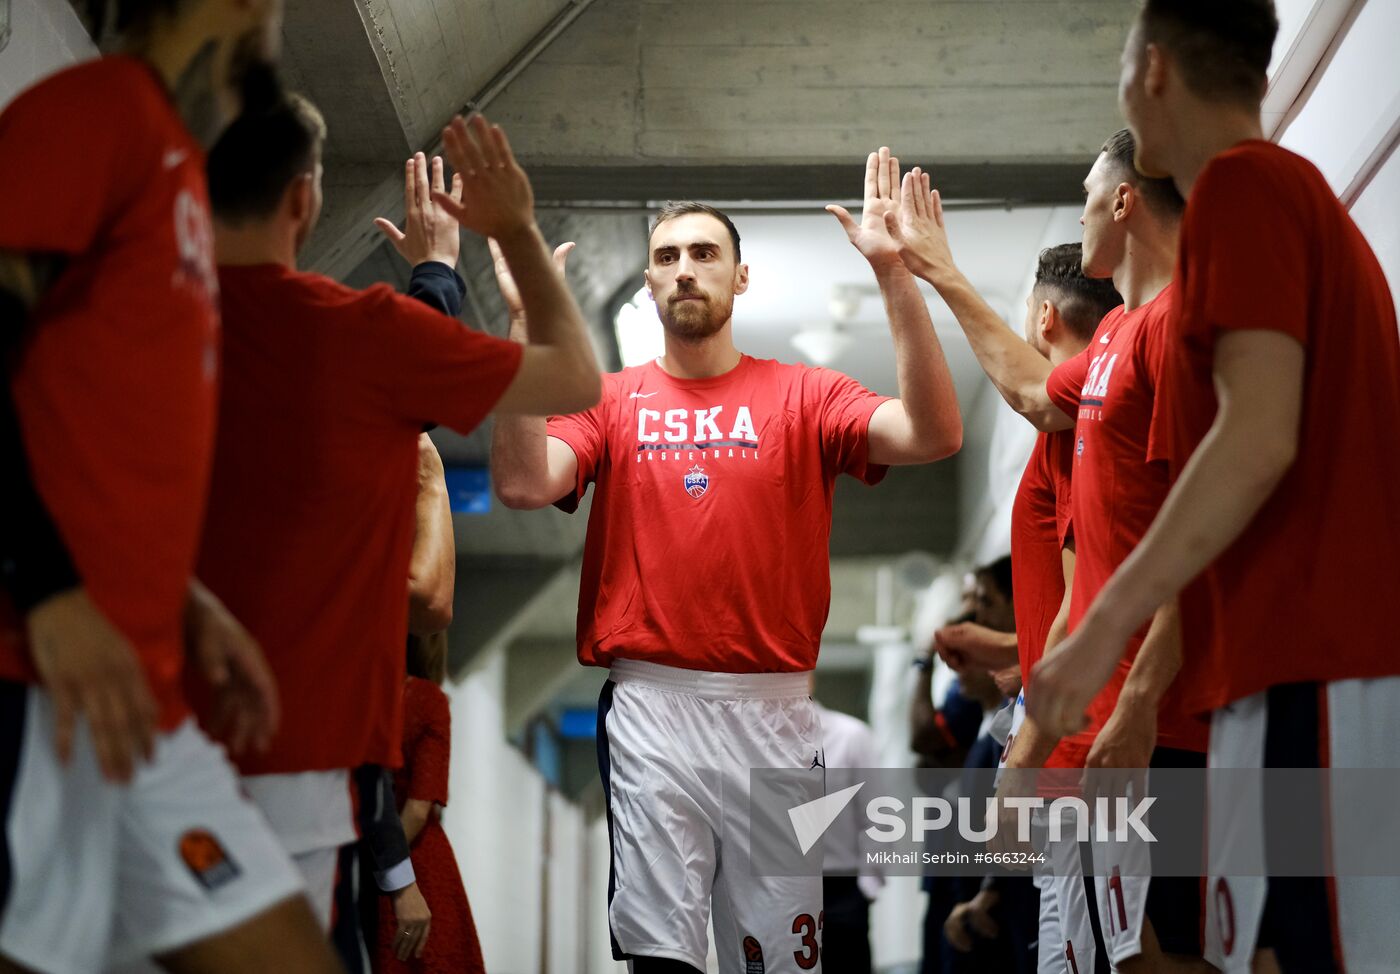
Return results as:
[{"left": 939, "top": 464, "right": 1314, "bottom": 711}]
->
[{"left": 657, "top": 284, "right": 733, "bottom": 342}]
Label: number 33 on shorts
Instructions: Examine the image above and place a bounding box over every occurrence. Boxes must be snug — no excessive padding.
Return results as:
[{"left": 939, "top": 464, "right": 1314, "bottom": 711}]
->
[{"left": 792, "top": 911, "right": 823, "bottom": 970}]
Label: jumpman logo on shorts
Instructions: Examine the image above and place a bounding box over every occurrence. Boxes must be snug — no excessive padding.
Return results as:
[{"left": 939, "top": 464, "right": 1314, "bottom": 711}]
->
[{"left": 809, "top": 751, "right": 825, "bottom": 770}]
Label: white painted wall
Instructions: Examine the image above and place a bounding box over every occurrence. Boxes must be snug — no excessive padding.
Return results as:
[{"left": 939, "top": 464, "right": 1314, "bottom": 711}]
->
[
  {"left": 1352, "top": 148, "right": 1400, "bottom": 312},
  {"left": 442, "top": 647, "right": 551, "bottom": 973},
  {"left": 1273, "top": 0, "right": 1400, "bottom": 297},
  {"left": 1277, "top": 0, "right": 1400, "bottom": 202},
  {"left": 0, "top": 0, "right": 94, "bottom": 110}
]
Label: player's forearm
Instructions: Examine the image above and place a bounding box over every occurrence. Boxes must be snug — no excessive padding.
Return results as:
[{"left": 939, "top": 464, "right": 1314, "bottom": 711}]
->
[
  {"left": 919, "top": 271, "right": 1068, "bottom": 432},
  {"left": 407, "top": 445, "right": 455, "bottom": 634},
  {"left": 490, "top": 318, "right": 558, "bottom": 509},
  {"left": 493, "top": 224, "right": 599, "bottom": 412},
  {"left": 874, "top": 263, "right": 961, "bottom": 461},
  {"left": 490, "top": 414, "right": 556, "bottom": 510},
  {"left": 1084, "top": 408, "right": 1293, "bottom": 649},
  {"left": 1004, "top": 714, "right": 1059, "bottom": 769},
  {"left": 1116, "top": 600, "right": 1181, "bottom": 713}
]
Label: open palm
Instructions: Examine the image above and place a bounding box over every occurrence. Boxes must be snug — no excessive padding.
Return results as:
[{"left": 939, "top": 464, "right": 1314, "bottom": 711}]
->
[{"left": 827, "top": 146, "right": 904, "bottom": 270}]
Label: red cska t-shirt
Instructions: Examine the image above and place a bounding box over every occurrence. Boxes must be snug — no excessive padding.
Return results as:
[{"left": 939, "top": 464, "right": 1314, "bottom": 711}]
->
[
  {"left": 546, "top": 356, "right": 890, "bottom": 673},
  {"left": 193, "top": 265, "right": 521, "bottom": 773},
  {"left": 1153, "top": 141, "right": 1400, "bottom": 715},
  {"left": 1048, "top": 285, "right": 1208, "bottom": 753},
  {"left": 1010, "top": 429, "right": 1093, "bottom": 768},
  {"left": 0, "top": 58, "right": 220, "bottom": 728}
]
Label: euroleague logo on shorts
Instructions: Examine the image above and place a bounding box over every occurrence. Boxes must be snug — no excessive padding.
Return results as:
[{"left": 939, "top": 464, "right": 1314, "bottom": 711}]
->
[
  {"left": 684, "top": 463, "right": 710, "bottom": 498},
  {"left": 178, "top": 828, "right": 241, "bottom": 892},
  {"left": 742, "top": 935, "right": 766, "bottom": 973}
]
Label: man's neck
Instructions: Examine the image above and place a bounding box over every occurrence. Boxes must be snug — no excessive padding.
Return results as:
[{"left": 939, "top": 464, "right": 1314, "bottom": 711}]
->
[
  {"left": 657, "top": 326, "right": 743, "bottom": 380},
  {"left": 1049, "top": 340, "right": 1090, "bottom": 367},
  {"left": 215, "top": 224, "right": 298, "bottom": 270},
  {"left": 1169, "top": 105, "right": 1265, "bottom": 200},
  {"left": 1111, "top": 221, "right": 1180, "bottom": 311}
]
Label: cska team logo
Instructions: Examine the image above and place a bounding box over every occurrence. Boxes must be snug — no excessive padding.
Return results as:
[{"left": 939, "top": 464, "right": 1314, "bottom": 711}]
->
[{"left": 684, "top": 464, "right": 710, "bottom": 498}]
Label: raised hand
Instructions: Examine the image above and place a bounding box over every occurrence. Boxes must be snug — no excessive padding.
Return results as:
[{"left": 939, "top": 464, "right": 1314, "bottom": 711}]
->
[
  {"left": 27, "top": 587, "right": 156, "bottom": 782},
  {"left": 827, "top": 147, "right": 904, "bottom": 270},
  {"left": 884, "top": 167, "right": 958, "bottom": 285},
  {"left": 374, "top": 153, "right": 464, "bottom": 268},
  {"left": 490, "top": 237, "right": 574, "bottom": 325},
  {"left": 435, "top": 114, "right": 535, "bottom": 241},
  {"left": 185, "top": 579, "right": 280, "bottom": 755}
]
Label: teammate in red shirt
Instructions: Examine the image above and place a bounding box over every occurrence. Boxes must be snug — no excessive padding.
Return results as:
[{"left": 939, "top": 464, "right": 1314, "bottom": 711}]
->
[
  {"left": 1030, "top": 4, "right": 1400, "bottom": 972},
  {"left": 195, "top": 95, "right": 598, "bottom": 929},
  {"left": 999, "top": 243, "right": 1119, "bottom": 779},
  {"left": 492, "top": 150, "right": 962, "bottom": 972},
  {"left": 0, "top": 3, "right": 350, "bottom": 972},
  {"left": 890, "top": 127, "right": 1213, "bottom": 970}
]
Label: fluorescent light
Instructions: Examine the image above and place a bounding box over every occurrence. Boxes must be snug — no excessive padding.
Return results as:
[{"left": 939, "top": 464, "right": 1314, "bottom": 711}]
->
[
  {"left": 614, "top": 286, "right": 664, "bottom": 367},
  {"left": 790, "top": 327, "right": 853, "bottom": 366}
]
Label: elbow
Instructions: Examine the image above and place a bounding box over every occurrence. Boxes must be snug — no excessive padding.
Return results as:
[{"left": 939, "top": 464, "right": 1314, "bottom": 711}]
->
[
  {"left": 933, "top": 421, "right": 963, "bottom": 460},
  {"left": 911, "top": 419, "right": 963, "bottom": 463},
  {"left": 408, "top": 586, "right": 454, "bottom": 634},
  {"left": 495, "top": 481, "right": 549, "bottom": 511},
  {"left": 1025, "top": 403, "right": 1072, "bottom": 434},
  {"left": 420, "top": 598, "right": 454, "bottom": 633}
]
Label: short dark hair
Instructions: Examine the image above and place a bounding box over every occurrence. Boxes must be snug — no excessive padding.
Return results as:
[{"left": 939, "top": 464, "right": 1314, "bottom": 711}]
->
[
  {"left": 1138, "top": 0, "right": 1279, "bottom": 105},
  {"left": 1033, "top": 243, "right": 1123, "bottom": 341},
  {"left": 208, "top": 94, "right": 326, "bottom": 223},
  {"left": 976, "top": 555, "right": 1014, "bottom": 605},
  {"left": 649, "top": 202, "right": 742, "bottom": 263},
  {"left": 1100, "top": 128, "right": 1185, "bottom": 218}
]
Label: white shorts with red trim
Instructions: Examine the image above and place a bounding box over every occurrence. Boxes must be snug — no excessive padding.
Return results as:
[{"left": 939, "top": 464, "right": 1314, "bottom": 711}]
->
[
  {"left": 600, "top": 660, "right": 824, "bottom": 973},
  {"left": 1205, "top": 677, "right": 1400, "bottom": 974},
  {"left": 0, "top": 684, "right": 305, "bottom": 974}
]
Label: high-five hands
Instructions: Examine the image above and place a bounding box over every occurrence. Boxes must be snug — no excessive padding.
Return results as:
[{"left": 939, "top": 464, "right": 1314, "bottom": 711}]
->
[
  {"left": 883, "top": 167, "right": 959, "bottom": 285},
  {"left": 490, "top": 237, "right": 574, "bottom": 325},
  {"left": 374, "top": 152, "right": 464, "bottom": 268},
  {"left": 827, "top": 147, "right": 906, "bottom": 271},
  {"left": 435, "top": 114, "right": 536, "bottom": 242}
]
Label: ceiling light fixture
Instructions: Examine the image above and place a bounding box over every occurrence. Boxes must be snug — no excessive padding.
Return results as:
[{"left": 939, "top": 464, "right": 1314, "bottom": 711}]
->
[{"left": 790, "top": 326, "right": 854, "bottom": 366}]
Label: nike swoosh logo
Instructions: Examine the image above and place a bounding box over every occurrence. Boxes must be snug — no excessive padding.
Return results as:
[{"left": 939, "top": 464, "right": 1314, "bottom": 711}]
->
[
  {"left": 628, "top": 391, "right": 659, "bottom": 399},
  {"left": 162, "top": 148, "right": 188, "bottom": 170},
  {"left": 1099, "top": 333, "right": 1112, "bottom": 344}
]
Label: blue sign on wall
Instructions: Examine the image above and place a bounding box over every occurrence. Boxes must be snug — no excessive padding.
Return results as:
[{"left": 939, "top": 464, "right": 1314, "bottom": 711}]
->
[{"left": 443, "top": 466, "right": 492, "bottom": 514}]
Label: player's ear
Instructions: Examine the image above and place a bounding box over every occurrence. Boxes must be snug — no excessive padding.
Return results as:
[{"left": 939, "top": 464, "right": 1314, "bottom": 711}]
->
[
  {"left": 286, "top": 172, "right": 313, "bottom": 223},
  {"left": 1114, "top": 183, "right": 1134, "bottom": 223},
  {"left": 1039, "top": 300, "right": 1058, "bottom": 343},
  {"left": 733, "top": 262, "right": 749, "bottom": 296},
  {"left": 642, "top": 267, "right": 655, "bottom": 301}
]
